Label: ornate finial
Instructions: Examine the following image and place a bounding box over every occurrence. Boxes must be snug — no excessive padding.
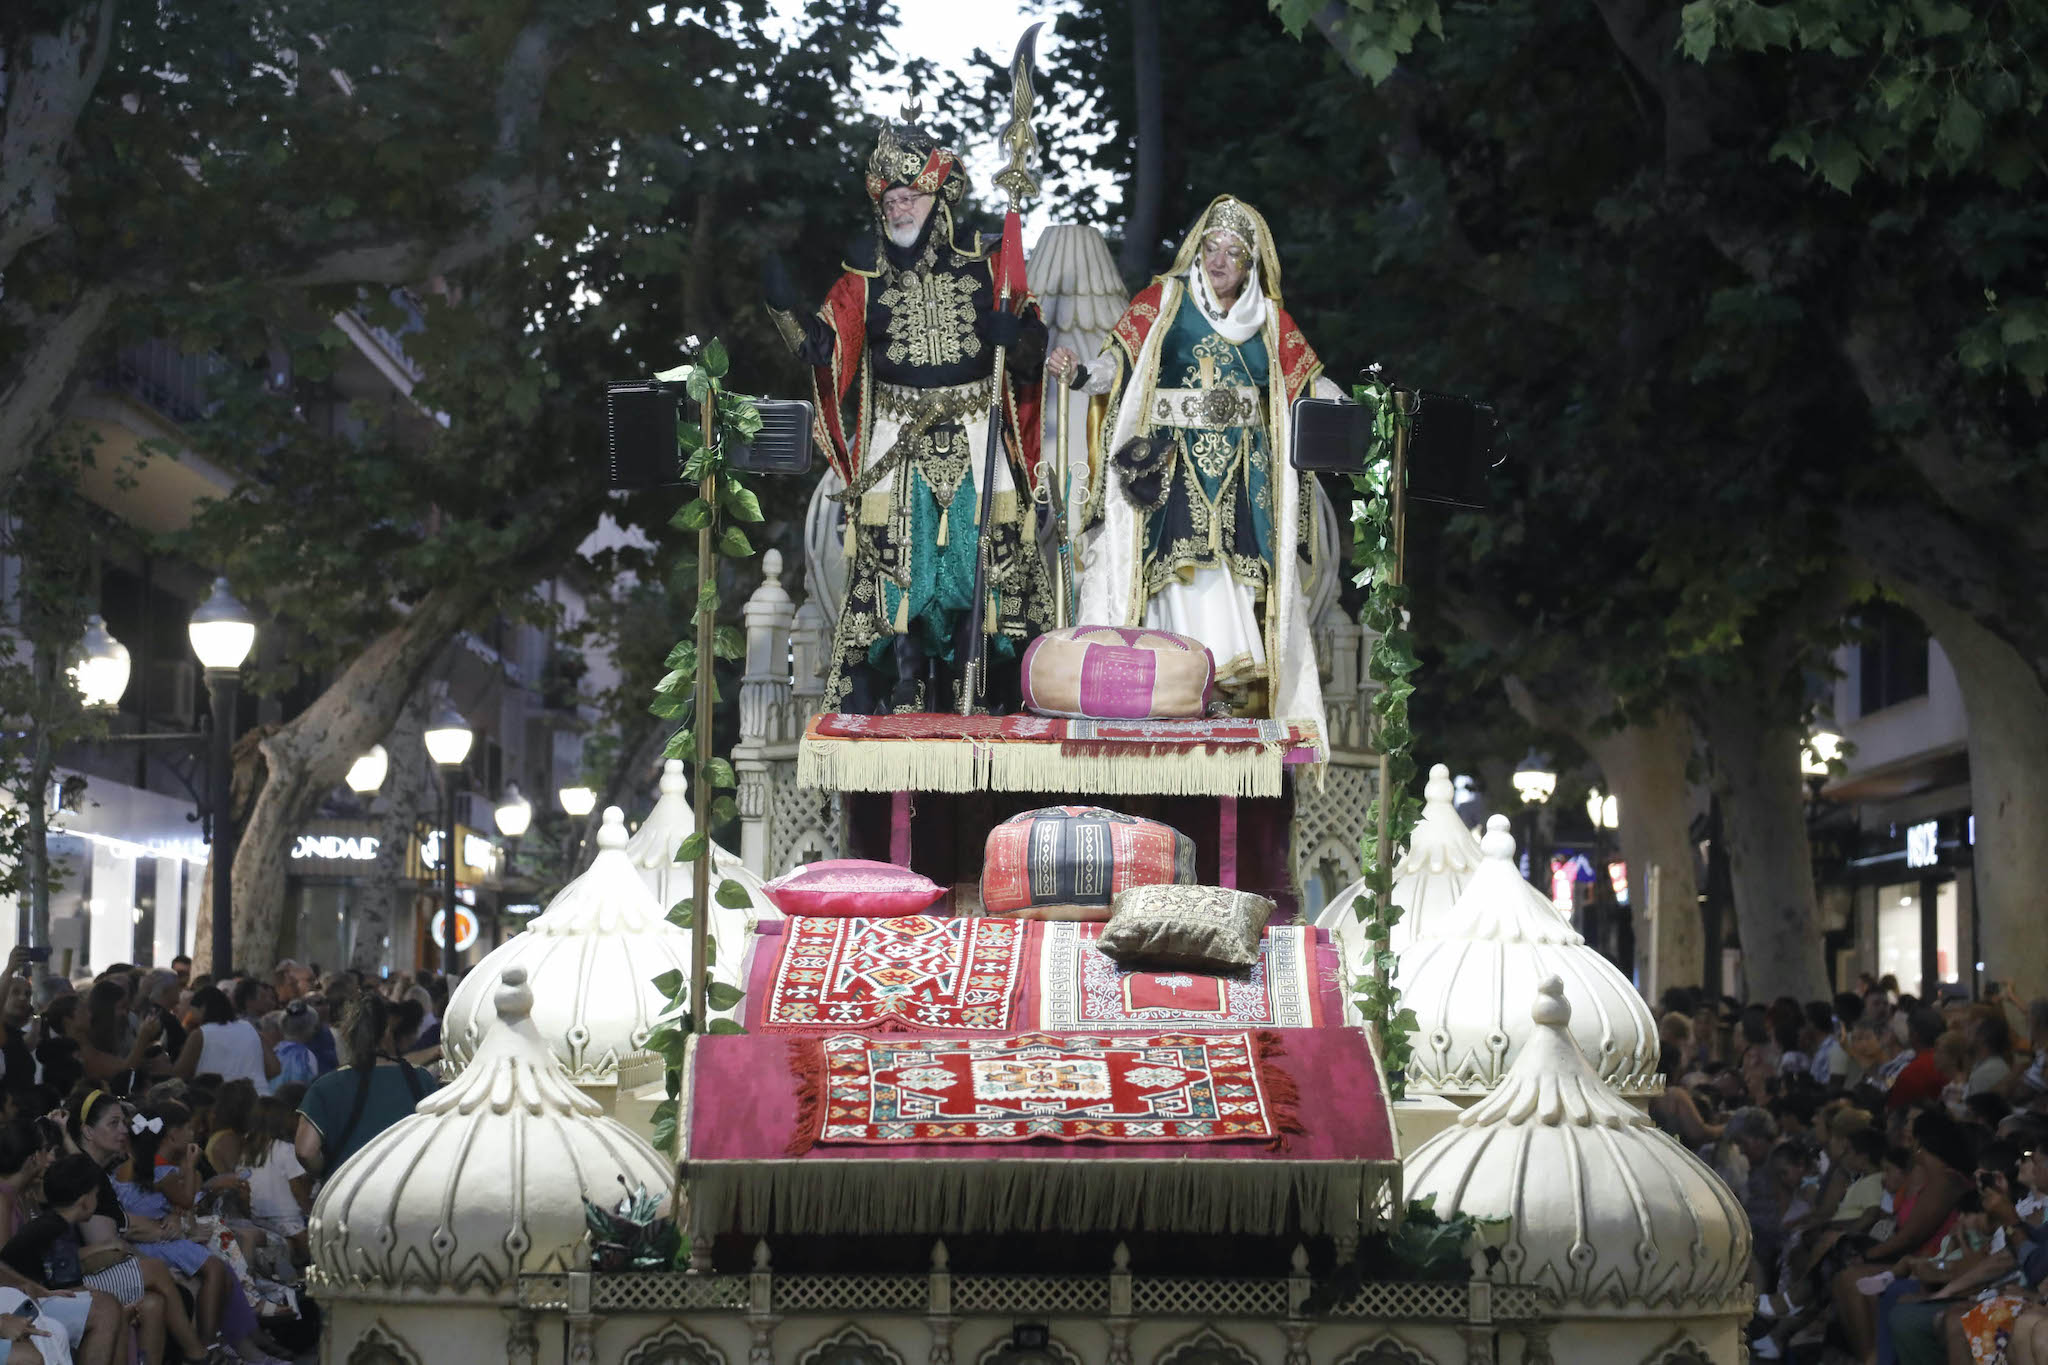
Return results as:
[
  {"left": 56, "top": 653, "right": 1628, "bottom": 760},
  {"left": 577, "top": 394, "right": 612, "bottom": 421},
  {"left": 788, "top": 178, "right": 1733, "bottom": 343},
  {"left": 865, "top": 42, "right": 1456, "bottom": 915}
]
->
[
  {"left": 494, "top": 966, "right": 535, "bottom": 1023},
  {"left": 1480, "top": 813, "right": 1516, "bottom": 860},
  {"left": 992, "top": 23, "right": 1043, "bottom": 209},
  {"left": 753, "top": 1239, "right": 772, "bottom": 1270},
  {"left": 762, "top": 548, "right": 783, "bottom": 582},
  {"left": 598, "top": 806, "right": 629, "bottom": 849},
  {"left": 1424, "top": 763, "right": 1455, "bottom": 804},
  {"left": 899, "top": 97, "right": 924, "bottom": 125},
  {"left": 931, "top": 1239, "right": 950, "bottom": 1271},
  {"left": 1532, "top": 975, "right": 1570, "bottom": 1028},
  {"left": 659, "top": 760, "right": 686, "bottom": 796},
  {"left": 1291, "top": 1244, "right": 1310, "bottom": 1274},
  {"left": 1112, "top": 1241, "right": 1131, "bottom": 1272}
]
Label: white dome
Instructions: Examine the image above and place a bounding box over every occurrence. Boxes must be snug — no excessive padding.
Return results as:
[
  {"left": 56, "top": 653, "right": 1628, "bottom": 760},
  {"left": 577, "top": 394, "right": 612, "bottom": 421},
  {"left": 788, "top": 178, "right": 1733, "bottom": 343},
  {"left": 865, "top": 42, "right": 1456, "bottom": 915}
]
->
[
  {"left": 1405, "top": 977, "right": 1750, "bottom": 1312},
  {"left": 1394, "top": 815, "right": 1659, "bottom": 1098},
  {"left": 624, "top": 758, "right": 781, "bottom": 928},
  {"left": 442, "top": 806, "right": 745, "bottom": 1083},
  {"left": 309, "top": 966, "right": 672, "bottom": 1298}
]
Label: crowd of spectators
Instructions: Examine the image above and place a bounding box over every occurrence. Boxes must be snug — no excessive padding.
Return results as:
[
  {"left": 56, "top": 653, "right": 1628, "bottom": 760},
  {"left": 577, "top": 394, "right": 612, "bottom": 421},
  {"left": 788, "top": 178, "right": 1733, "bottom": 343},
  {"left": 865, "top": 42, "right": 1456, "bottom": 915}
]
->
[
  {"left": 0, "top": 949, "right": 449, "bottom": 1363},
  {"left": 1654, "top": 975, "right": 2048, "bottom": 1365}
]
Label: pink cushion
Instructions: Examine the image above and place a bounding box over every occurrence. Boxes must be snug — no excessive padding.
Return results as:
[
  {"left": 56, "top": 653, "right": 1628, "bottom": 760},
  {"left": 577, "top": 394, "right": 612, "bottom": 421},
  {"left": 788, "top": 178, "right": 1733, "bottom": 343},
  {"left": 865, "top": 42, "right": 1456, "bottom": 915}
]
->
[
  {"left": 762, "top": 858, "right": 945, "bottom": 918},
  {"left": 1021, "top": 626, "right": 1214, "bottom": 720}
]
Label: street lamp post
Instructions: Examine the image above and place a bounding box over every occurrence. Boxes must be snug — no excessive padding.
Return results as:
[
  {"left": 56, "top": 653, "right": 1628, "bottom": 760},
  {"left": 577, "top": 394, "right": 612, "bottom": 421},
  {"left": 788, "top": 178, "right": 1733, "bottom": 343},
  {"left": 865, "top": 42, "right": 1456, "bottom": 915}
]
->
[
  {"left": 492, "top": 783, "right": 532, "bottom": 952},
  {"left": 424, "top": 700, "right": 474, "bottom": 974},
  {"left": 188, "top": 579, "right": 257, "bottom": 978},
  {"left": 1512, "top": 748, "right": 1556, "bottom": 891}
]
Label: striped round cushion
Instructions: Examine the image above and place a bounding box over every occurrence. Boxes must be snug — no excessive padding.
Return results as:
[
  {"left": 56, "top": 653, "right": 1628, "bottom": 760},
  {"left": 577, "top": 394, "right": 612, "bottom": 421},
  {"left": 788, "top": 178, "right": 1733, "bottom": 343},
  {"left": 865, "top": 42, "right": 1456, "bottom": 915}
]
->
[
  {"left": 1020, "top": 626, "right": 1215, "bottom": 720},
  {"left": 981, "top": 805, "right": 1197, "bottom": 920}
]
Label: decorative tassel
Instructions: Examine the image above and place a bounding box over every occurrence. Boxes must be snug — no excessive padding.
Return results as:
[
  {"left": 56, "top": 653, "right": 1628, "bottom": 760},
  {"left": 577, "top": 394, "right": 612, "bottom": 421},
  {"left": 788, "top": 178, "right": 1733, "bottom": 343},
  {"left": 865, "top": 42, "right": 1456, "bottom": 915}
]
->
[
  {"left": 937, "top": 504, "right": 949, "bottom": 547},
  {"left": 1250, "top": 1028, "right": 1305, "bottom": 1150},
  {"left": 785, "top": 1039, "right": 826, "bottom": 1156}
]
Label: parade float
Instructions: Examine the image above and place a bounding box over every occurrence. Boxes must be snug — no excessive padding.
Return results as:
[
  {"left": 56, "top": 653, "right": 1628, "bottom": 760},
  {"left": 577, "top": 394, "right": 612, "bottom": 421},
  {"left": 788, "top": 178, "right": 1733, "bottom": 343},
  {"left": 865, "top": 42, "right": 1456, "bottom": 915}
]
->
[{"left": 306, "top": 27, "right": 1749, "bottom": 1365}]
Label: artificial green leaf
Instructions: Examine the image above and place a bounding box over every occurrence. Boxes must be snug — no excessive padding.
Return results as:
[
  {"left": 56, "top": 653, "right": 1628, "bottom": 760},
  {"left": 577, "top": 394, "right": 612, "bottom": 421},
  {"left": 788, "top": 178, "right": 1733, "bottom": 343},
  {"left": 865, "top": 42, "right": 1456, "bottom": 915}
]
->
[
  {"left": 705, "top": 981, "right": 744, "bottom": 1011},
  {"left": 710, "top": 794, "right": 738, "bottom": 824},
  {"left": 651, "top": 969, "right": 684, "bottom": 999},
  {"left": 686, "top": 368, "right": 712, "bottom": 403},
  {"left": 715, "top": 878, "right": 753, "bottom": 909},
  {"left": 672, "top": 498, "right": 714, "bottom": 531},
  {"left": 712, "top": 625, "right": 745, "bottom": 660},
  {"left": 662, "top": 729, "right": 695, "bottom": 759},
  {"left": 677, "top": 832, "right": 709, "bottom": 862},
  {"left": 720, "top": 482, "right": 764, "bottom": 522},
  {"left": 701, "top": 337, "right": 730, "bottom": 379},
  {"left": 705, "top": 757, "right": 737, "bottom": 788},
  {"left": 666, "top": 900, "right": 695, "bottom": 928},
  {"left": 718, "top": 526, "right": 753, "bottom": 557},
  {"left": 706, "top": 1018, "right": 746, "bottom": 1035}
]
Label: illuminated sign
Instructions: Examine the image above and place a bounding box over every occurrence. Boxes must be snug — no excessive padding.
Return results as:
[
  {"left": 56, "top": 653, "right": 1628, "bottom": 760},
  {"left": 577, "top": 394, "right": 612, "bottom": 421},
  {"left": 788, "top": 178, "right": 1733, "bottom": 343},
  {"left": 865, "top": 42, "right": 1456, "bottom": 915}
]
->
[
  {"left": 418, "top": 828, "right": 497, "bottom": 881},
  {"left": 291, "top": 834, "right": 381, "bottom": 862},
  {"left": 1905, "top": 821, "right": 1939, "bottom": 869},
  {"left": 1608, "top": 860, "right": 1629, "bottom": 906},
  {"left": 430, "top": 906, "right": 480, "bottom": 953}
]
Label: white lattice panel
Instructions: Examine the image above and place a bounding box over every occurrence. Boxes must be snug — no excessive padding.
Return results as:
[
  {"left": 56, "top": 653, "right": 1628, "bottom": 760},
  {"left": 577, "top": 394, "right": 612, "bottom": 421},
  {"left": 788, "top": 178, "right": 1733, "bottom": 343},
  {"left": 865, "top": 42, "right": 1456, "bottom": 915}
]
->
[
  {"left": 1325, "top": 1283, "right": 1466, "bottom": 1320},
  {"left": 773, "top": 1273, "right": 926, "bottom": 1313},
  {"left": 769, "top": 758, "right": 842, "bottom": 875},
  {"left": 592, "top": 1273, "right": 750, "bottom": 1312},
  {"left": 951, "top": 1275, "right": 1110, "bottom": 1316},
  {"left": 1292, "top": 762, "right": 1374, "bottom": 904},
  {"left": 1131, "top": 1278, "right": 1290, "bottom": 1318}
]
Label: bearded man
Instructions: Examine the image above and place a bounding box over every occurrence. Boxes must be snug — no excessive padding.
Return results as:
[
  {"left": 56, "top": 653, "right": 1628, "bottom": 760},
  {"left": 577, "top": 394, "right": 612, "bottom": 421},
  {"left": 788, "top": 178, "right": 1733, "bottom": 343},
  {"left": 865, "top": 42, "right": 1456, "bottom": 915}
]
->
[
  {"left": 1049, "top": 195, "right": 1334, "bottom": 745},
  {"left": 765, "top": 118, "right": 1056, "bottom": 714}
]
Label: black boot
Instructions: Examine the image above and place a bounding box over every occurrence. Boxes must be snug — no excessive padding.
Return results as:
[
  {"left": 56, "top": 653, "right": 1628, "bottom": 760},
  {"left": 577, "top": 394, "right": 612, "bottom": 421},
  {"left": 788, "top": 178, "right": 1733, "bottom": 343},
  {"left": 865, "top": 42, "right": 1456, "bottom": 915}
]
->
[{"left": 890, "top": 634, "right": 928, "bottom": 712}]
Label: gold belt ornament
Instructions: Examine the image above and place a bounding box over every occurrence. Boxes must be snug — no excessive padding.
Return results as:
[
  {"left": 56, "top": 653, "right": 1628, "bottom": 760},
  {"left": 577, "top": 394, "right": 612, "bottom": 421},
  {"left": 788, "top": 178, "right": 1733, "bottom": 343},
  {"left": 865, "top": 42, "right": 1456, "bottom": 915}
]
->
[{"left": 1152, "top": 385, "right": 1261, "bottom": 429}]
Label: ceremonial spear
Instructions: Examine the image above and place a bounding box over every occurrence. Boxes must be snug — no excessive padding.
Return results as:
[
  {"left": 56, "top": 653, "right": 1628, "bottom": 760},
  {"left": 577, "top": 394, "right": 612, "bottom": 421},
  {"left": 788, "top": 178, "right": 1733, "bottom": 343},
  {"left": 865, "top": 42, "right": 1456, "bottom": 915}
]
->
[{"left": 958, "top": 23, "right": 1042, "bottom": 715}]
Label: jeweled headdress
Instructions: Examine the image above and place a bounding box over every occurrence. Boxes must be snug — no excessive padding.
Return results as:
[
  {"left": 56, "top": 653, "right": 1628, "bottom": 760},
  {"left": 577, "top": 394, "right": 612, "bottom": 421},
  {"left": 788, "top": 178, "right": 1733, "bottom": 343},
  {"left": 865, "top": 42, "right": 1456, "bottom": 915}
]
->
[
  {"left": 1168, "top": 194, "right": 1284, "bottom": 305},
  {"left": 1200, "top": 198, "right": 1259, "bottom": 260},
  {"left": 864, "top": 105, "right": 965, "bottom": 205}
]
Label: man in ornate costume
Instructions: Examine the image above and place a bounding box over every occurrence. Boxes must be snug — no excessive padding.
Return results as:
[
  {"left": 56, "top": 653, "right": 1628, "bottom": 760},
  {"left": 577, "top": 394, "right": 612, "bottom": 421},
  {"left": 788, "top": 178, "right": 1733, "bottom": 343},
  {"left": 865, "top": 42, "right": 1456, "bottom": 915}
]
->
[
  {"left": 765, "top": 117, "right": 1056, "bottom": 714},
  {"left": 1050, "top": 195, "right": 1333, "bottom": 745}
]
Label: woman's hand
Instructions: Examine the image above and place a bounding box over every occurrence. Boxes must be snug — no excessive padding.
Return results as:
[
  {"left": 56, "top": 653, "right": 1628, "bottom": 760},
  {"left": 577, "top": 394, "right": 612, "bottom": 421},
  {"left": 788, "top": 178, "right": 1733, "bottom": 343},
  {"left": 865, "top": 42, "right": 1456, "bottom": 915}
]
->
[{"left": 0, "top": 1314, "right": 48, "bottom": 1343}]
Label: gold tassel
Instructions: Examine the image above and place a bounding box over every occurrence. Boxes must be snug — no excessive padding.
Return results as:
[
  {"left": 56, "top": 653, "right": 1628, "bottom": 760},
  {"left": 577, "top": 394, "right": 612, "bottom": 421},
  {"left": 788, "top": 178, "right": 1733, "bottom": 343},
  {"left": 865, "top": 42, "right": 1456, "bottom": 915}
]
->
[{"left": 937, "top": 504, "right": 949, "bottom": 547}]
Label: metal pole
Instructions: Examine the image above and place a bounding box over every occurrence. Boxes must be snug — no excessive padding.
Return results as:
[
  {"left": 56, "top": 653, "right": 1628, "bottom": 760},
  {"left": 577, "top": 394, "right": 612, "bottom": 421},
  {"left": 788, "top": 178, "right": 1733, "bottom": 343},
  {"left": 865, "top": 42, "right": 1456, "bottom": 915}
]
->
[
  {"left": 1371, "top": 391, "right": 1412, "bottom": 898},
  {"left": 441, "top": 765, "right": 459, "bottom": 974},
  {"left": 207, "top": 669, "right": 238, "bottom": 977},
  {"left": 689, "top": 389, "right": 717, "bottom": 1033}
]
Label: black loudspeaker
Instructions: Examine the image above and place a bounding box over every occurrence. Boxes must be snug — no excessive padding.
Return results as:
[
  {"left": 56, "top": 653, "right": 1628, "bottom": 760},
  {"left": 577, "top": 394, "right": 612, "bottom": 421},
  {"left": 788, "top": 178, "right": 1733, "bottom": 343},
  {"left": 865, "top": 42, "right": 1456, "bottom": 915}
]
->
[
  {"left": 1285, "top": 390, "right": 1497, "bottom": 508},
  {"left": 607, "top": 381, "right": 682, "bottom": 490},
  {"left": 606, "top": 387, "right": 816, "bottom": 489},
  {"left": 728, "top": 398, "right": 816, "bottom": 476},
  {"left": 1287, "top": 396, "right": 1371, "bottom": 473},
  {"left": 1407, "top": 390, "right": 1497, "bottom": 509}
]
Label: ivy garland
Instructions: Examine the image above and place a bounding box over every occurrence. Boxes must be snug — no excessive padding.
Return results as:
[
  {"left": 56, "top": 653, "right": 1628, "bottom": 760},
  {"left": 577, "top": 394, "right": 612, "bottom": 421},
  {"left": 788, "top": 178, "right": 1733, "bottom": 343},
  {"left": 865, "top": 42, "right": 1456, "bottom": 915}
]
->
[
  {"left": 1348, "top": 374, "right": 1421, "bottom": 1099},
  {"left": 642, "top": 335, "right": 764, "bottom": 1159}
]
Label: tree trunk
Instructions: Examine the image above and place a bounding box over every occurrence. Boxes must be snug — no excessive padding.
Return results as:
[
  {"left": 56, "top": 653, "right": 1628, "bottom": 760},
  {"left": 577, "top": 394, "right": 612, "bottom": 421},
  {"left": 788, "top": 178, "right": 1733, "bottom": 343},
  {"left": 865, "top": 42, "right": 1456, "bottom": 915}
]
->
[
  {"left": 1581, "top": 708, "right": 1705, "bottom": 1001},
  {"left": 355, "top": 699, "right": 432, "bottom": 973},
  {"left": 1502, "top": 673, "right": 1704, "bottom": 998},
  {"left": 1694, "top": 684, "right": 1829, "bottom": 1002},
  {"left": 1117, "top": 0, "right": 1164, "bottom": 282},
  {"left": 1889, "top": 580, "right": 2048, "bottom": 1003},
  {"left": 229, "top": 587, "right": 479, "bottom": 969},
  {"left": 0, "top": 285, "right": 119, "bottom": 489}
]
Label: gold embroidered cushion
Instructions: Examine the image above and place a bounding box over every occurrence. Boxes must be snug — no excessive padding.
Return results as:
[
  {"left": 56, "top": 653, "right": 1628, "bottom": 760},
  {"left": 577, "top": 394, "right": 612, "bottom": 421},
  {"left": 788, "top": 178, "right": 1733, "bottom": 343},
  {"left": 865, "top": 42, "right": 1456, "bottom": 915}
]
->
[{"left": 1097, "top": 884, "right": 1276, "bottom": 972}]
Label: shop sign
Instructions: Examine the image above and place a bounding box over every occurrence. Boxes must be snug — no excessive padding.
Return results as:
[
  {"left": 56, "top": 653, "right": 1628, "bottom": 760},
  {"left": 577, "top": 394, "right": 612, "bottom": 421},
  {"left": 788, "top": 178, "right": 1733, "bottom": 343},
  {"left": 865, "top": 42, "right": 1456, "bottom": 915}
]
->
[
  {"left": 430, "top": 906, "right": 480, "bottom": 953},
  {"left": 291, "top": 834, "right": 380, "bottom": 862},
  {"left": 1905, "top": 820, "right": 1940, "bottom": 869},
  {"left": 411, "top": 825, "right": 498, "bottom": 883}
]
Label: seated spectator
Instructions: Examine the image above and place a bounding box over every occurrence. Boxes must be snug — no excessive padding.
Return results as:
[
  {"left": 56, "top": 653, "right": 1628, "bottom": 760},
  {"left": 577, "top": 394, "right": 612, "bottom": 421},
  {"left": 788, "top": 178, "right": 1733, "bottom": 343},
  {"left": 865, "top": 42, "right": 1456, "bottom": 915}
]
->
[
  {"left": 1829, "top": 1108, "right": 1978, "bottom": 1361},
  {"left": 1887, "top": 1009, "right": 1951, "bottom": 1111},
  {"left": 1650, "top": 1040, "right": 1722, "bottom": 1148},
  {"left": 269, "top": 1003, "right": 321, "bottom": 1091},
  {"left": 1971, "top": 1012, "right": 2017, "bottom": 1097},
  {"left": 1815, "top": 993, "right": 1868, "bottom": 1090},
  {"left": 296, "top": 994, "right": 441, "bottom": 1177}
]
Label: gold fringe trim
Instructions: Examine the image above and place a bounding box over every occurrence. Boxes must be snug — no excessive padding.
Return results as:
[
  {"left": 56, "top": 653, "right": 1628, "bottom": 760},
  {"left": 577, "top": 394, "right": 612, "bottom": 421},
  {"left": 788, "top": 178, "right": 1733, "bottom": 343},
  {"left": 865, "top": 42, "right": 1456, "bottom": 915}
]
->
[
  {"left": 683, "top": 1155, "right": 1397, "bottom": 1240},
  {"left": 797, "top": 736, "right": 1288, "bottom": 797}
]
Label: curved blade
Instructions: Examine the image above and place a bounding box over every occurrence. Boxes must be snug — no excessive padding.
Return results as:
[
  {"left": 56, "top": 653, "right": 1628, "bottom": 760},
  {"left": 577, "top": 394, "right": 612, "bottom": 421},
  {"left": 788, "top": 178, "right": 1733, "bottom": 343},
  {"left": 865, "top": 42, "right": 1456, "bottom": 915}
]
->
[{"left": 993, "top": 21, "right": 1043, "bottom": 207}]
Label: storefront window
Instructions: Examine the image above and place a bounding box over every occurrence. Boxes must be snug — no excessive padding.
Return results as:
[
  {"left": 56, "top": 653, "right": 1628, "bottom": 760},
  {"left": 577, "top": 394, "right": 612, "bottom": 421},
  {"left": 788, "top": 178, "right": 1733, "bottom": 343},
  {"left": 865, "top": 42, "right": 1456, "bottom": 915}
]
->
[
  {"left": 1936, "top": 880, "right": 1959, "bottom": 989},
  {"left": 1877, "top": 884, "right": 1919, "bottom": 996},
  {"left": 1876, "top": 879, "right": 1961, "bottom": 999}
]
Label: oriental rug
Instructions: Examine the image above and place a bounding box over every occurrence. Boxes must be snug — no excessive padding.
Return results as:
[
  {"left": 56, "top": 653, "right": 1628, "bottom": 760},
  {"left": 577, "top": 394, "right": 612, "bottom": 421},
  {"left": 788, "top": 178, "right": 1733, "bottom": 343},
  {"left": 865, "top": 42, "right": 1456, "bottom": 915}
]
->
[
  {"left": 763, "top": 914, "right": 1023, "bottom": 1032},
  {"left": 1035, "top": 922, "right": 1320, "bottom": 1030},
  {"left": 789, "top": 1029, "right": 1297, "bottom": 1151},
  {"left": 796, "top": 713, "right": 1319, "bottom": 797}
]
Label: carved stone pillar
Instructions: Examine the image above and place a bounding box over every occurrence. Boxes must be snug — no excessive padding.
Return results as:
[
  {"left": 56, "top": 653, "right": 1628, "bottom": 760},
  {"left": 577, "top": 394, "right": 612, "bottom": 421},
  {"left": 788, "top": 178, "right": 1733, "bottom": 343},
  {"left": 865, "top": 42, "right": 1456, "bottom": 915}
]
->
[{"left": 506, "top": 1312, "right": 538, "bottom": 1365}]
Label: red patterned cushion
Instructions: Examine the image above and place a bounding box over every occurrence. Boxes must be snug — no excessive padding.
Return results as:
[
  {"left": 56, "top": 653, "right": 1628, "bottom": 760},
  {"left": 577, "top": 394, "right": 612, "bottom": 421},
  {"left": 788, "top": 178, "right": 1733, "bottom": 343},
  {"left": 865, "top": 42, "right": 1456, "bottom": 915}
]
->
[
  {"left": 762, "top": 859, "right": 945, "bottom": 917},
  {"left": 1021, "top": 626, "right": 1214, "bottom": 720},
  {"left": 980, "top": 806, "right": 1196, "bottom": 920}
]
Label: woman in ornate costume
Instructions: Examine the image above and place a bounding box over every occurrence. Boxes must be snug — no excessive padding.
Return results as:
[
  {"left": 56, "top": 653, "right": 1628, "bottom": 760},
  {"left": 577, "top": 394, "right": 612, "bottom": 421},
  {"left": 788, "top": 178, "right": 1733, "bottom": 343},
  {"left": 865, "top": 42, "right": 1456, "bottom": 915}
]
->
[{"left": 1051, "top": 196, "right": 1334, "bottom": 743}]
